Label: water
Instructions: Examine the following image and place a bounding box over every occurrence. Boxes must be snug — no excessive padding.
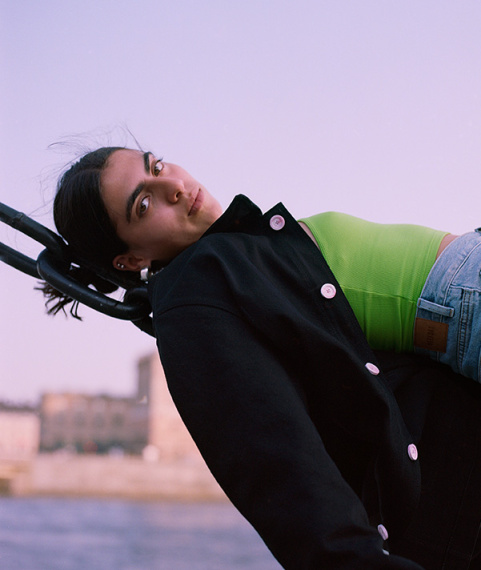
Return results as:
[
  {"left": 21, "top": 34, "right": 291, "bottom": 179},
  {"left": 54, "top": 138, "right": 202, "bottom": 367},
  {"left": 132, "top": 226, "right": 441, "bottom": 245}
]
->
[{"left": 0, "top": 497, "right": 281, "bottom": 569}]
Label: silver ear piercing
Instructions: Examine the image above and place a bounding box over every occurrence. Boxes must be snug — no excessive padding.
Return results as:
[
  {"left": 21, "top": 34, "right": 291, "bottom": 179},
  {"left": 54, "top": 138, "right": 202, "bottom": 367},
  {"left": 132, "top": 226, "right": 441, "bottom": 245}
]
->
[
  {"left": 140, "top": 267, "right": 150, "bottom": 282},
  {"left": 117, "top": 263, "right": 126, "bottom": 269}
]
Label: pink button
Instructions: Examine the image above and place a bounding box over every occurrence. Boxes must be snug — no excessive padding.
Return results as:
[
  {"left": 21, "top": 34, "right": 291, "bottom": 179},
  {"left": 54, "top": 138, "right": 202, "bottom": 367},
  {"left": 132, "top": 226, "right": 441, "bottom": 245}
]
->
[
  {"left": 377, "top": 524, "right": 389, "bottom": 541},
  {"left": 365, "top": 362, "right": 380, "bottom": 375},
  {"left": 320, "top": 283, "right": 336, "bottom": 299},
  {"left": 269, "top": 215, "right": 285, "bottom": 230},
  {"left": 407, "top": 444, "right": 418, "bottom": 461}
]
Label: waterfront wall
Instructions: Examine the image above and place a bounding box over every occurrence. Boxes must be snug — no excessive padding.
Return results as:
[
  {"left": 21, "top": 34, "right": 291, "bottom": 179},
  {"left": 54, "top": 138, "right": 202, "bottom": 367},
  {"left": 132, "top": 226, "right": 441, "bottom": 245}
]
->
[{"left": 5, "top": 453, "right": 226, "bottom": 501}]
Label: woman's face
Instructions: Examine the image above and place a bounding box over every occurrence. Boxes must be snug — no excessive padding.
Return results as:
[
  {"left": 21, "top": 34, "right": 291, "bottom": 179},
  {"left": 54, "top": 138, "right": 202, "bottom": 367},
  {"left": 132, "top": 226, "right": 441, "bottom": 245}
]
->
[{"left": 100, "top": 149, "right": 223, "bottom": 270}]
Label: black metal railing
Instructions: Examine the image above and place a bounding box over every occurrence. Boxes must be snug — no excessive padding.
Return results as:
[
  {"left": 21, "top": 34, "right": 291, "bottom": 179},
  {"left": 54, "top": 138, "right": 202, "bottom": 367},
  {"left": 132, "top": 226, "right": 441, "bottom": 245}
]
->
[{"left": 0, "top": 202, "right": 154, "bottom": 336}]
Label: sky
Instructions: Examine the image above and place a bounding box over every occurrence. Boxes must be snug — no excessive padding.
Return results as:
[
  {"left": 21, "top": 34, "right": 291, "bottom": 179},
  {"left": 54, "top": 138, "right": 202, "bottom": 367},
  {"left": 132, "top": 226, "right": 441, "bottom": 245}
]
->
[{"left": 1, "top": 1, "right": 481, "bottom": 403}]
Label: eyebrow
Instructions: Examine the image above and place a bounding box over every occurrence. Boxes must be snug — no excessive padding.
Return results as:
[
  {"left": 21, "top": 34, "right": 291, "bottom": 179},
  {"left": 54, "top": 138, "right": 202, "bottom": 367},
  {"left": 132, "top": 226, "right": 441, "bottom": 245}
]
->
[{"left": 125, "top": 152, "right": 152, "bottom": 223}]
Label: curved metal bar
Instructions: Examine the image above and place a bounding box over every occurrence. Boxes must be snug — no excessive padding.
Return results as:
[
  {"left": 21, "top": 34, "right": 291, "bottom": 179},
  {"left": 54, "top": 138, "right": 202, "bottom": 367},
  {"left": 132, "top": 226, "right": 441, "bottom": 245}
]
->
[
  {"left": 0, "top": 201, "right": 140, "bottom": 289},
  {"left": 37, "top": 249, "right": 152, "bottom": 322},
  {"left": 124, "top": 288, "right": 154, "bottom": 336},
  {"left": 1, "top": 202, "right": 154, "bottom": 335},
  {"left": 0, "top": 202, "right": 66, "bottom": 258},
  {"left": 131, "top": 317, "right": 154, "bottom": 336},
  {"left": 0, "top": 241, "right": 40, "bottom": 278}
]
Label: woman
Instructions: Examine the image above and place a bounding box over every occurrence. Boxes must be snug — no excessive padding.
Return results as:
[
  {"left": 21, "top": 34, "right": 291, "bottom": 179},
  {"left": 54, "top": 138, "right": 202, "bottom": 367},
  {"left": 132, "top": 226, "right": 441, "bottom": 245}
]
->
[
  {"left": 52, "top": 147, "right": 481, "bottom": 383},
  {"left": 45, "top": 146, "right": 481, "bottom": 569}
]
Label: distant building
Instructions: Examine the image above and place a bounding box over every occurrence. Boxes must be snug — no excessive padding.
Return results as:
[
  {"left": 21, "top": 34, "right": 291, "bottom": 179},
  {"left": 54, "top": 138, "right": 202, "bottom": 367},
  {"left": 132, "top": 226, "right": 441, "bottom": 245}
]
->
[
  {"left": 137, "top": 352, "right": 201, "bottom": 460},
  {"left": 39, "top": 393, "right": 148, "bottom": 454},
  {"left": 38, "top": 351, "right": 202, "bottom": 459},
  {"left": 0, "top": 403, "right": 40, "bottom": 461}
]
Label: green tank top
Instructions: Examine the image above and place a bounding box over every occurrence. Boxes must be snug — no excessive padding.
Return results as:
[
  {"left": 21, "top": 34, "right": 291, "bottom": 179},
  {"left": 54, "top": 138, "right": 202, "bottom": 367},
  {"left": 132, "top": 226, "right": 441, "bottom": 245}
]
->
[{"left": 299, "top": 212, "right": 447, "bottom": 351}]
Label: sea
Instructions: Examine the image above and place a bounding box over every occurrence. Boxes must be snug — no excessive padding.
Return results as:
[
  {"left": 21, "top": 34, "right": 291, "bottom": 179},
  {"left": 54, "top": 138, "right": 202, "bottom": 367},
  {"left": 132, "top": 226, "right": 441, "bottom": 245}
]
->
[{"left": 0, "top": 497, "right": 281, "bottom": 570}]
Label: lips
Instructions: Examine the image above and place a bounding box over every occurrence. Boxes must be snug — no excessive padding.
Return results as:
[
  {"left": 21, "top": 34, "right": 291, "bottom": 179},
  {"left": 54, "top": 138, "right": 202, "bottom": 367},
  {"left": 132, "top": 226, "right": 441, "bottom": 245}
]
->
[{"left": 188, "top": 188, "right": 203, "bottom": 216}]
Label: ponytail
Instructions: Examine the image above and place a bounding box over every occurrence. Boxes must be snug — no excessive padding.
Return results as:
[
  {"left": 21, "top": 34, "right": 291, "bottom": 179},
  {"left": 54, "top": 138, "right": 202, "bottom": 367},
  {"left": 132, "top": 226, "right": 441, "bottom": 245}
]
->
[{"left": 42, "top": 147, "right": 133, "bottom": 317}]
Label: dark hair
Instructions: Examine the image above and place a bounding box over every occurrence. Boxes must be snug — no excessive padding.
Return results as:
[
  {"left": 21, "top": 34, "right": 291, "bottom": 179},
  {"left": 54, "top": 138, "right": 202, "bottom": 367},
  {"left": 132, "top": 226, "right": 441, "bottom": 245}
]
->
[
  {"left": 53, "top": 147, "right": 126, "bottom": 266},
  {"left": 41, "top": 146, "right": 138, "bottom": 318}
]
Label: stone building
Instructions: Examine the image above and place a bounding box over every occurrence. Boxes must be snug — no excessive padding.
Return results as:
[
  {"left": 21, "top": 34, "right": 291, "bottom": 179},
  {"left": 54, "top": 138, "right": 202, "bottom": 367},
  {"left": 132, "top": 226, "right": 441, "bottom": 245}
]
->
[
  {"left": 137, "top": 352, "right": 202, "bottom": 460},
  {"left": 0, "top": 403, "right": 40, "bottom": 461},
  {"left": 39, "top": 393, "right": 148, "bottom": 454},
  {"left": 0, "top": 404, "right": 40, "bottom": 494},
  {"left": 38, "top": 350, "right": 204, "bottom": 460}
]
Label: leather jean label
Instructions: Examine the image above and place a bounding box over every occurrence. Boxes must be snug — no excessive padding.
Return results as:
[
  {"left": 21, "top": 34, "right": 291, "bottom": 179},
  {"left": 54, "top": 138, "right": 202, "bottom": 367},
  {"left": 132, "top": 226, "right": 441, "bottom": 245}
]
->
[{"left": 414, "top": 317, "right": 448, "bottom": 353}]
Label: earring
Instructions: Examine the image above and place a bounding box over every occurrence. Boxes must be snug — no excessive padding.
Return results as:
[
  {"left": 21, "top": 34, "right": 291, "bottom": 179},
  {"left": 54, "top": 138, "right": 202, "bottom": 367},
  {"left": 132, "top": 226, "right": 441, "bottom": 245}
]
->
[
  {"left": 140, "top": 267, "right": 150, "bottom": 282},
  {"left": 117, "top": 263, "right": 126, "bottom": 270}
]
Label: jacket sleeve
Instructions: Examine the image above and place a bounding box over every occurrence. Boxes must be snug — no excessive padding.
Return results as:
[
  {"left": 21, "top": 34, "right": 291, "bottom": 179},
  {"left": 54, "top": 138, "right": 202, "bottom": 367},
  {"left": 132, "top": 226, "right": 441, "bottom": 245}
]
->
[{"left": 154, "top": 303, "right": 424, "bottom": 570}]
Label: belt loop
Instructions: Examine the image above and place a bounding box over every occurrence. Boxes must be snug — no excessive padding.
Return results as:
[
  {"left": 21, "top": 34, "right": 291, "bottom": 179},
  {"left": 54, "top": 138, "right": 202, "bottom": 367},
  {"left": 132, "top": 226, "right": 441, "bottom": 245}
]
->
[{"left": 417, "top": 298, "right": 455, "bottom": 318}]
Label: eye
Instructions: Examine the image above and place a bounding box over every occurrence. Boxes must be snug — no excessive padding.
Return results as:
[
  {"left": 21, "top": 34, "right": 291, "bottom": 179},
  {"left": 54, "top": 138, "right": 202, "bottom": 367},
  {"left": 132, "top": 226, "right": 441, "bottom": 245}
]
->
[
  {"left": 153, "top": 159, "right": 164, "bottom": 175},
  {"left": 138, "top": 195, "right": 150, "bottom": 217}
]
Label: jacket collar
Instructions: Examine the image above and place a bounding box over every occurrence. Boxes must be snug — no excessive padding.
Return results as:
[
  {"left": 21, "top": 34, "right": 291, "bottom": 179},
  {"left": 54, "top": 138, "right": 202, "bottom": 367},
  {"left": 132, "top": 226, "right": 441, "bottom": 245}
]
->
[{"left": 203, "top": 194, "right": 264, "bottom": 236}]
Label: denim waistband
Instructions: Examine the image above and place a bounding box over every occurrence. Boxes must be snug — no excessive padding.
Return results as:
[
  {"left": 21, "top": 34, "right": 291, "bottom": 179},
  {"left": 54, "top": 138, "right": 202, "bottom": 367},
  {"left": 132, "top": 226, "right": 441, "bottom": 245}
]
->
[{"left": 419, "top": 230, "right": 481, "bottom": 307}]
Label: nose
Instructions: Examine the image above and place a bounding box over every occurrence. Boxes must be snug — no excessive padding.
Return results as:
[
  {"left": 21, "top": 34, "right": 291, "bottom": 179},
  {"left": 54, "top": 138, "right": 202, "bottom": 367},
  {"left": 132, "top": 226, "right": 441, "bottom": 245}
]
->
[{"left": 160, "top": 177, "right": 184, "bottom": 204}]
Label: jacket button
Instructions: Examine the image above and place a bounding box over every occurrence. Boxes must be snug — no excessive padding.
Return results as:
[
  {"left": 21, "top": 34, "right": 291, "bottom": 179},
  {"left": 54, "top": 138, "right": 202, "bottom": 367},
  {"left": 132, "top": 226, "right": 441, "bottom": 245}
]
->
[
  {"left": 407, "top": 444, "right": 418, "bottom": 461},
  {"left": 320, "top": 283, "right": 336, "bottom": 299},
  {"left": 269, "top": 215, "right": 285, "bottom": 230},
  {"left": 365, "top": 362, "right": 380, "bottom": 375},
  {"left": 377, "top": 524, "right": 389, "bottom": 541}
]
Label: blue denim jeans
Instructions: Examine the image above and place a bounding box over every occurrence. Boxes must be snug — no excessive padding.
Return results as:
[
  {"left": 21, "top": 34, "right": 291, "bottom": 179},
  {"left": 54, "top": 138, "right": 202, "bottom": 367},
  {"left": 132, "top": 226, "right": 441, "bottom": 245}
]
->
[{"left": 414, "top": 230, "right": 481, "bottom": 383}]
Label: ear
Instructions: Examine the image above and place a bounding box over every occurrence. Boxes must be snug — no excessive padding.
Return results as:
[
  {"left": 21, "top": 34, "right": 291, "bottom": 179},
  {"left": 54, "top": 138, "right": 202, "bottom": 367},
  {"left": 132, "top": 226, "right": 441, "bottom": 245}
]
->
[{"left": 113, "top": 252, "right": 147, "bottom": 272}]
